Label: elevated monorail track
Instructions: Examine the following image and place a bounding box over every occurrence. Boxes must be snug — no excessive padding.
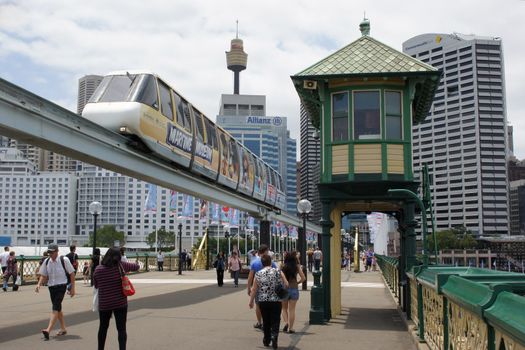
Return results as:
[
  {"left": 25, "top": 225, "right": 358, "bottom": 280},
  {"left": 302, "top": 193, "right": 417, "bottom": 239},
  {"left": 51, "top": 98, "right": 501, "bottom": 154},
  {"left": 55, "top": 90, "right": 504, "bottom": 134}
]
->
[{"left": 0, "top": 77, "right": 321, "bottom": 232}]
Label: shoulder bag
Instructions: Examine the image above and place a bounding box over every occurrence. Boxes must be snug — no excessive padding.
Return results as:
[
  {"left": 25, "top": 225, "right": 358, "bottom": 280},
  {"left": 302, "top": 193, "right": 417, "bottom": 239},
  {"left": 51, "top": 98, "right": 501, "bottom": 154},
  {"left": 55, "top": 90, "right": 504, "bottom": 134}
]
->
[
  {"left": 118, "top": 263, "right": 135, "bottom": 297},
  {"left": 274, "top": 270, "right": 288, "bottom": 299}
]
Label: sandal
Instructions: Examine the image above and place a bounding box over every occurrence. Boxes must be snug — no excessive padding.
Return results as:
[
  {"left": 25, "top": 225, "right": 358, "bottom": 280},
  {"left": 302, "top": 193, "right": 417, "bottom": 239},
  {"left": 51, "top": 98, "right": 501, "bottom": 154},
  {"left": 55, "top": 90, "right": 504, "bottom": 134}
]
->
[
  {"left": 56, "top": 330, "right": 67, "bottom": 336},
  {"left": 288, "top": 329, "right": 296, "bottom": 334},
  {"left": 283, "top": 324, "right": 288, "bottom": 332},
  {"left": 41, "top": 330, "right": 49, "bottom": 340}
]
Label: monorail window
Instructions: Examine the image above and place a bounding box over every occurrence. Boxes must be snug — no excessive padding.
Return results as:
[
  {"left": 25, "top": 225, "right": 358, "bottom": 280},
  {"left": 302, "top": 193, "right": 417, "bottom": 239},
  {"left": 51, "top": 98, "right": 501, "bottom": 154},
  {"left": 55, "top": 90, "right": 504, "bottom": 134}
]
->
[
  {"left": 385, "top": 91, "right": 402, "bottom": 140},
  {"left": 97, "top": 75, "right": 138, "bottom": 103},
  {"left": 204, "top": 117, "right": 218, "bottom": 149},
  {"left": 159, "top": 81, "right": 174, "bottom": 120},
  {"left": 353, "top": 91, "right": 380, "bottom": 140},
  {"left": 174, "top": 93, "right": 192, "bottom": 131},
  {"left": 133, "top": 74, "right": 158, "bottom": 109},
  {"left": 193, "top": 108, "right": 205, "bottom": 143},
  {"left": 332, "top": 92, "right": 349, "bottom": 141}
]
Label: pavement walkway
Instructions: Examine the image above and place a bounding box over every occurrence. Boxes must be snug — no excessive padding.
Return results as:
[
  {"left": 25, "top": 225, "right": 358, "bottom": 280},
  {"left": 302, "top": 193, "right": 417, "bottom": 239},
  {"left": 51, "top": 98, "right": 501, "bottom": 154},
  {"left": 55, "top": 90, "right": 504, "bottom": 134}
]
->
[{"left": 0, "top": 268, "right": 415, "bottom": 349}]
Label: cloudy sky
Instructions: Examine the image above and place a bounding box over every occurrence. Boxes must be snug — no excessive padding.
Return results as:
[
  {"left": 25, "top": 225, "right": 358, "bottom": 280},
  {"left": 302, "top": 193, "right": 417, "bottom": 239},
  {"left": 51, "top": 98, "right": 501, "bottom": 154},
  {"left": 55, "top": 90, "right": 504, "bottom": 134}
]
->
[{"left": 1, "top": 0, "right": 524, "bottom": 160}]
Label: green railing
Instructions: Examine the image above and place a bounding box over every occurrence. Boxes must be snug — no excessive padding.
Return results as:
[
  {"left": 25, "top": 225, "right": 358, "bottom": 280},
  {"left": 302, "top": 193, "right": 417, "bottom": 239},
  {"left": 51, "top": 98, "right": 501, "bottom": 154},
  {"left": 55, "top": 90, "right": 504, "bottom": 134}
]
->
[
  {"left": 396, "top": 264, "right": 525, "bottom": 350},
  {"left": 3, "top": 253, "right": 185, "bottom": 285},
  {"left": 376, "top": 255, "right": 400, "bottom": 299}
]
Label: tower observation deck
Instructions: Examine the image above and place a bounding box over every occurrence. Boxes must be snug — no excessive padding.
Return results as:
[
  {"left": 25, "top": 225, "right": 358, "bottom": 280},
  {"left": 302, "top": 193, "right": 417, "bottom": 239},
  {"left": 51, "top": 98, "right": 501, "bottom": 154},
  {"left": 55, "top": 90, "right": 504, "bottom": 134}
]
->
[{"left": 226, "top": 33, "right": 247, "bottom": 94}]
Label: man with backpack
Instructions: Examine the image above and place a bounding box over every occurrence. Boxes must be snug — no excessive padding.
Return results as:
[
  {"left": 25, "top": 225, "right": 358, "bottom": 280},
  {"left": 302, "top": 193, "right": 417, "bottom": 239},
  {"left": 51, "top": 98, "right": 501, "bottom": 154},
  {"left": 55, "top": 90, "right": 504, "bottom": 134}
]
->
[
  {"left": 66, "top": 245, "right": 79, "bottom": 274},
  {"left": 35, "top": 244, "right": 76, "bottom": 340}
]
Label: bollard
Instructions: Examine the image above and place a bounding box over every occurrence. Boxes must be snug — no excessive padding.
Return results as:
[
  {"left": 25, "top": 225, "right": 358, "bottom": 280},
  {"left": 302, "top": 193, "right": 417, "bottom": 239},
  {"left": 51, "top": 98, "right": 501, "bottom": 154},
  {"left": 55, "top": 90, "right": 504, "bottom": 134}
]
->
[{"left": 309, "top": 270, "right": 325, "bottom": 324}]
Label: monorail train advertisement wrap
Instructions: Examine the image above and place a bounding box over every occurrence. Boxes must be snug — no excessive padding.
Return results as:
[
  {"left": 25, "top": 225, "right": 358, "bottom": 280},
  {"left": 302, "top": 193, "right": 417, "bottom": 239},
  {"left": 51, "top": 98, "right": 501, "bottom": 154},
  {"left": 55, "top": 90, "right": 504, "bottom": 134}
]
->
[{"left": 82, "top": 70, "right": 286, "bottom": 211}]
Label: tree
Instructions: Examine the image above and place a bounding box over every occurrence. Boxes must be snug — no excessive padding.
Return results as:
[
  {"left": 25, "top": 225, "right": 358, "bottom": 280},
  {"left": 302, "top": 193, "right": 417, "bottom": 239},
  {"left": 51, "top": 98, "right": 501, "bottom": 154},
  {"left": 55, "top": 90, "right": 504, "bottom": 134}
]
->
[
  {"left": 428, "top": 226, "right": 478, "bottom": 252},
  {"left": 146, "top": 228, "right": 175, "bottom": 250},
  {"left": 88, "top": 225, "right": 125, "bottom": 248}
]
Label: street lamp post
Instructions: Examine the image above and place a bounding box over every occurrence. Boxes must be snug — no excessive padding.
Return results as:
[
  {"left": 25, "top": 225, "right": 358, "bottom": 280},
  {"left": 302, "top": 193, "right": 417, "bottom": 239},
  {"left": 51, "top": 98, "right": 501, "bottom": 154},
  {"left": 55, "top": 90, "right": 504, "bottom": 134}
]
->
[
  {"left": 178, "top": 222, "right": 183, "bottom": 275},
  {"left": 297, "top": 199, "right": 312, "bottom": 291},
  {"left": 89, "top": 201, "right": 102, "bottom": 287}
]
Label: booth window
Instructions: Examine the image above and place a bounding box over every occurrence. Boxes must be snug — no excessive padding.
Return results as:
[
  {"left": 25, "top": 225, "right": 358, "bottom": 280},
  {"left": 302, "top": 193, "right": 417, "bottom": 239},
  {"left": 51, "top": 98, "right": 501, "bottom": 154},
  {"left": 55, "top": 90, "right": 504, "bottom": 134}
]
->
[
  {"left": 332, "top": 92, "right": 349, "bottom": 141},
  {"left": 385, "top": 91, "right": 402, "bottom": 140},
  {"left": 354, "top": 91, "right": 380, "bottom": 140}
]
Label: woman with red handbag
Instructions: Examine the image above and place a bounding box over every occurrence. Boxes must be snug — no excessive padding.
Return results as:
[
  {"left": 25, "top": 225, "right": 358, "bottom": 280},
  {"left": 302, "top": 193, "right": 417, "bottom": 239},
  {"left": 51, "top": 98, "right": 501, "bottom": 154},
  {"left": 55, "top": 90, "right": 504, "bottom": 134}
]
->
[{"left": 93, "top": 248, "right": 139, "bottom": 350}]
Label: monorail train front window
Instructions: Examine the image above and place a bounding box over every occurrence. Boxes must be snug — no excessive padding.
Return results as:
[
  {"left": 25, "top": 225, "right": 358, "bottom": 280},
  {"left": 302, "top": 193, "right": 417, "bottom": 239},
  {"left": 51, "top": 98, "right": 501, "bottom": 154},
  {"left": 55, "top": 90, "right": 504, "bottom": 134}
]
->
[
  {"left": 133, "top": 74, "right": 158, "bottom": 109},
  {"left": 96, "top": 75, "right": 139, "bottom": 103},
  {"left": 89, "top": 73, "right": 158, "bottom": 108}
]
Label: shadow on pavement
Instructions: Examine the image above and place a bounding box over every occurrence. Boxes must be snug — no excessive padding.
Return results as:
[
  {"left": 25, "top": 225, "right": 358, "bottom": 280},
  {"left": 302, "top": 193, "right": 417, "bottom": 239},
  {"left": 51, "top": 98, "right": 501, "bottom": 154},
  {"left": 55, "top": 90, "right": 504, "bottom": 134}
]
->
[
  {"left": 0, "top": 284, "right": 238, "bottom": 343},
  {"left": 342, "top": 306, "right": 405, "bottom": 331}
]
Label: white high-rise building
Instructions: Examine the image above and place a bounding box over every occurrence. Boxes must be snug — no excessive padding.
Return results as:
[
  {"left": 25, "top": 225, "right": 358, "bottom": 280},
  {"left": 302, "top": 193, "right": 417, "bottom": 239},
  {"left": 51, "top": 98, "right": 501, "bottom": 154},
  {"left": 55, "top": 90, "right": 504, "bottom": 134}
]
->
[
  {"left": 0, "top": 148, "right": 77, "bottom": 246},
  {"left": 74, "top": 164, "right": 204, "bottom": 249},
  {"left": 403, "top": 33, "right": 508, "bottom": 235}
]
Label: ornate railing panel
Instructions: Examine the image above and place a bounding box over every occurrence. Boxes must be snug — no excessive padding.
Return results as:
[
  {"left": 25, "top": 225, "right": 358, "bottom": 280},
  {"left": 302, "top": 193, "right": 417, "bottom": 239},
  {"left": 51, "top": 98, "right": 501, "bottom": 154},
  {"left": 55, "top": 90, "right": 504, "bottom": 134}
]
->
[
  {"left": 447, "top": 298, "right": 488, "bottom": 350},
  {"left": 422, "top": 285, "right": 445, "bottom": 350}
]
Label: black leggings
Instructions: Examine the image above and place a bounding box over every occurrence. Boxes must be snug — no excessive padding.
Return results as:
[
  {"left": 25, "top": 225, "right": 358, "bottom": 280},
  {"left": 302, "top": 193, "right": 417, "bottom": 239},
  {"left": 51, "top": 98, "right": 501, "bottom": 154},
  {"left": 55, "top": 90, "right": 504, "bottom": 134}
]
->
[
  {"left": 259, "top": 301, "right": 282, "bottom": 342},
  {"left": 98, "top": 306, "right": 128, "bottom": 350}
]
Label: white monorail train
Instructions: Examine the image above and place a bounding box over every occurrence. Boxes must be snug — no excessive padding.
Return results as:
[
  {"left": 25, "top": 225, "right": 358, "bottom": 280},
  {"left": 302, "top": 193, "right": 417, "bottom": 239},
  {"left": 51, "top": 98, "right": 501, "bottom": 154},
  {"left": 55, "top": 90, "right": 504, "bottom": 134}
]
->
[{"left": 82, "top": 71, "right": 286, "bottom": 211}]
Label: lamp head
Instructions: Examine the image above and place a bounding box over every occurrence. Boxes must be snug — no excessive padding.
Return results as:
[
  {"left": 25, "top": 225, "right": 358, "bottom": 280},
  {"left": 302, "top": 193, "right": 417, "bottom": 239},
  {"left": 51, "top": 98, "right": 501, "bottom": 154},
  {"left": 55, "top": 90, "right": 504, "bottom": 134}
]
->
[
  {"left": 89, "top": 201, "right": 102, "bottom": 215},
  {"left": 297, "top": 199, "right": 312, "bottom": 214}
]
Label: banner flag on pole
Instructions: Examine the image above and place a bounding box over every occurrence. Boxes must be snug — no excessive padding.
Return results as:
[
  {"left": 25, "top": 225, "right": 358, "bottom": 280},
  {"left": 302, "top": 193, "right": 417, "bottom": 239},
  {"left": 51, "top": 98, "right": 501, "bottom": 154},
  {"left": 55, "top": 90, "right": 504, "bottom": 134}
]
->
[
  {"left": 221, "top": 206, "right": 230, "bottom": 223},
  {"left": 199, "top": 200, "right": 208, "bottom": 222},
  {"left": 211, "top": 203, "right": 220, "bottom": 224},
  {"left": 229, "top": 208, "right": 239, "bottom": 227},
  {"left": 144, "top": 183, "right": 157, "bottom": 214},
  {"left": 181, "top": 194, "right": 194, "bottom": 218},
  {"left": 169, "top": 190, "right": 178, "bottom": 216}
]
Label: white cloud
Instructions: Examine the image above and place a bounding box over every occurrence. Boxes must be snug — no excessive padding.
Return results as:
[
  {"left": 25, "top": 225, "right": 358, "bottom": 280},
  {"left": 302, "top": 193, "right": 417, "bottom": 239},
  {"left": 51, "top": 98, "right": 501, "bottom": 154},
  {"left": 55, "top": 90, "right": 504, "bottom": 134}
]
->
[{"left": 1, "top": 0, "right": 525, "bottom": 159}]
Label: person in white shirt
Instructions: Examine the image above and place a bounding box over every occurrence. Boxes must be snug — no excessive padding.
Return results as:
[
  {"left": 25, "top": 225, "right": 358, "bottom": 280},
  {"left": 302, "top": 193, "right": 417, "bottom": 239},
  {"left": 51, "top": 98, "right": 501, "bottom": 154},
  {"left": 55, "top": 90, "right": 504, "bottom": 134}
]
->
[
  {"left": 157, "top": 251, "right": 164, "bottom": 271},
  {"left": 35, "top": 244, "right": 76, "bottom": 340},
  {"left": 0, "top": 246, "right": 10, "bottom": 274}
]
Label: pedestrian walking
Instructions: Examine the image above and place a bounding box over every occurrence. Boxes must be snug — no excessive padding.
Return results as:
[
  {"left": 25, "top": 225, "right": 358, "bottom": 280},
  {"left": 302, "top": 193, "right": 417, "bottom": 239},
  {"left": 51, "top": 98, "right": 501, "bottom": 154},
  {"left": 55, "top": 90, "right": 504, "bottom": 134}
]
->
[
  {"left": 120, "top": 247, "right": 128, "bottom": 263},
  {"left": 35, "top": 243, "right": 76, "bottom": 340},
  {"left": 306, "top": 247, "right": 314, "bottom": 272},
  {"left": 281, "top": 251, "right": 305, "bottom": 334},
  {"left": 66, "top": 244, "right": 79, "bottom": 275},
  {"left": 0, "top": 246, "right": 10, "bottom": 274},
  {"left": 186, "top": 251, "right": 192, "bottom": 270},
  {"left": 93, "top": 247, "right": 140, "bottom": 350},
  {"left": 249, "top": 254, "right": 288, "bottom": 349},
  {"left": 181, "top": 249, "right": 187, "bottom": 271},
  {"left": 91, "top": 248, "right": 101, "bottom": 287},
  {"left": 82, "top": 261, "right": 90, "bottom": 285},
  {"left": 228, "top": 251, "right": 242, "bottom": 287},
  {"left": 247, "top": 244, "right": 277, "bottom": 330},
  {"left": 313, "top": 246, "right": 322, "bottom": 271},
  {"left": 213, "top": 252, "right": 226, "bottom": 286},
  {"left": 157, "top": 251, "right": 164, "bottom": 271},
  {"left": 2, "top": 251, "right": 18, "bottom": 291},
  {"left": 366, "top": 248, "right": 374, "bottom": 272}
]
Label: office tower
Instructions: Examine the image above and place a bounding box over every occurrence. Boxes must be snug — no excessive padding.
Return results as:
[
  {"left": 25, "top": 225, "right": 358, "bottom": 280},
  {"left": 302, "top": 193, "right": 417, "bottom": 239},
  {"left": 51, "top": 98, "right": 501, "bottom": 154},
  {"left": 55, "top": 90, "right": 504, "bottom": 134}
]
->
[
  {"left": 404, "top": 33, "right": 508, "bottom": 235},
  {"left": 0, "top": 148, "right": 77, "bottom": 246},
  {"left": 299, "top": 103, "right": 321, "bottom": 223},
  {"left": 509, "top": 180, "right": 525, "bottom": 235},
  {"left": 78, "top": 75, "right": 103, "bottom": 114}
]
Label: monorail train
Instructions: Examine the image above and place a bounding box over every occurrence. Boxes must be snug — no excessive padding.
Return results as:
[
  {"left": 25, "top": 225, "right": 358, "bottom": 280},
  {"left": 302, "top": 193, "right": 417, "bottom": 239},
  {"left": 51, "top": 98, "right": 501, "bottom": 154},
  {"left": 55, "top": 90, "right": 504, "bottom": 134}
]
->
[{"left": 82, "top": 70, "right": 286, "bottom": 211}]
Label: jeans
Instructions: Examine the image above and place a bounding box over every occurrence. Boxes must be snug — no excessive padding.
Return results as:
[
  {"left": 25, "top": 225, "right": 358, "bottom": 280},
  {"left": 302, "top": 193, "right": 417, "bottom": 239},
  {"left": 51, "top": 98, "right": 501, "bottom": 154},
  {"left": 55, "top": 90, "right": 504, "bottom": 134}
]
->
[
  {"left": 98, "top": 306, "right": 128, "bottom": 350},
  {"left": 314, "top": 259, "right": 321, "bottom": 271},
  {"left": 231, "top": 270, "right": 240, "bottom": 286},
  {"left": 2, "top": 273, "right": 15, "bottom": 290},
  {"left": 259, "top": 301, "right": 282, "bottom": 343}
]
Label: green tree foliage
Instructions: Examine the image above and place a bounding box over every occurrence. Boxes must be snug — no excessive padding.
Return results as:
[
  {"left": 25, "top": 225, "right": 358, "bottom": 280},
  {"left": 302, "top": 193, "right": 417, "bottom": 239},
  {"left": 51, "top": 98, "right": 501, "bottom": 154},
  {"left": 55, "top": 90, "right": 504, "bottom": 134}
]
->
[
  {"left": 88, "top": 225, "right": 125, "bottom": 248},
  {"left": 146, "top": 228, "right": 176, "bottom": 250},
  {"left": 428, "top": 226, "right": 478, "bottom": 252}
]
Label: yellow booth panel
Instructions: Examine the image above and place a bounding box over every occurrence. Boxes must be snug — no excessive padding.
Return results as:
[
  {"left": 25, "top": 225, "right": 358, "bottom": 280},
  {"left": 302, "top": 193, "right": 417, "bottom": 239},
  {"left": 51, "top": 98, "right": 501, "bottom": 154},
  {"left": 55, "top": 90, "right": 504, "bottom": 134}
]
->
[
  {"left": 332, "top": 145, "right": 349, "bottom": 175},
  {"left": 354, "top": 144, "right": 381, "bottom": 173},
  {"left": 387, "top": 144, "right": 404, "bottom": 174}
]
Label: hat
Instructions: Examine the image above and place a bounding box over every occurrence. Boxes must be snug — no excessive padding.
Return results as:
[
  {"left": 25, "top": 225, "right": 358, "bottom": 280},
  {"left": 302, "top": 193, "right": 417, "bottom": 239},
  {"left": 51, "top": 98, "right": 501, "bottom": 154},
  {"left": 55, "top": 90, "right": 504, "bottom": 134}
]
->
[{"left": 47, "top": 243, "right": 59, "bottom": 252}]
